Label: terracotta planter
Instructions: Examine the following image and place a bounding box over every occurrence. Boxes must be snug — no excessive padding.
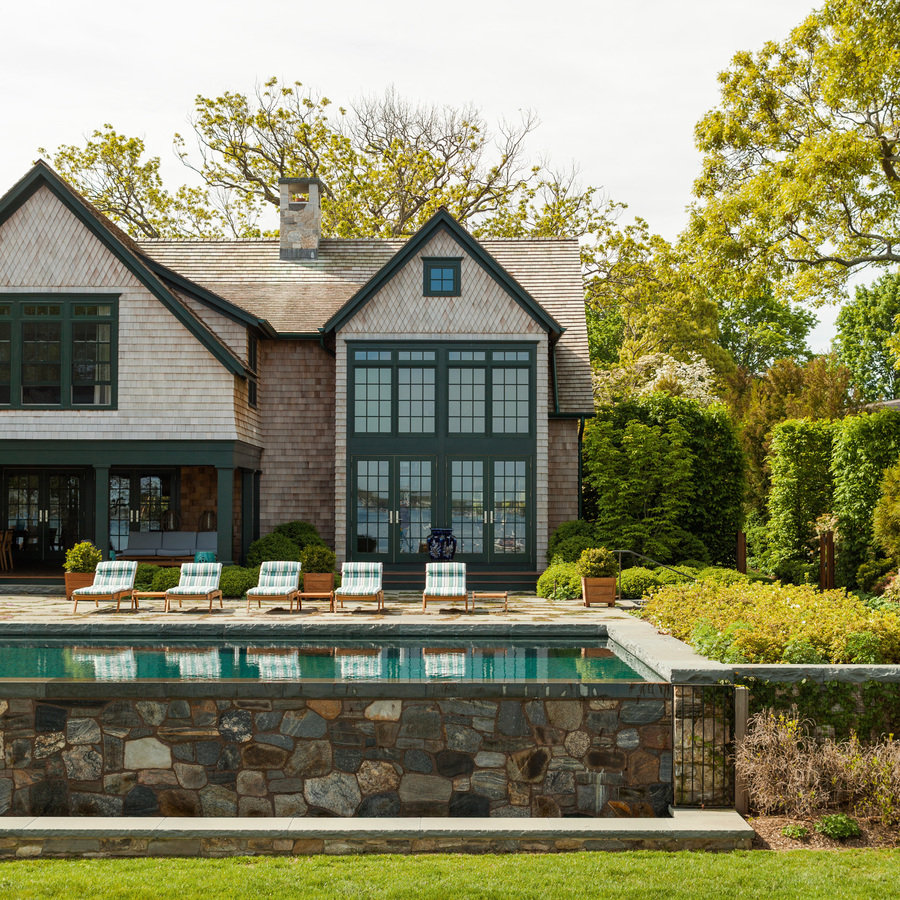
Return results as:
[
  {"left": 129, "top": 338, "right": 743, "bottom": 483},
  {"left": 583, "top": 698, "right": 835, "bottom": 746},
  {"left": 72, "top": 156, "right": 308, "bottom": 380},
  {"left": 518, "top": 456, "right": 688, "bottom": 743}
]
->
[
  {"left": 65, "top": 572, "right": 95, "bottom": 602},
  {"left": 581, "top": 576, "right": 617, "bottom": 608}
]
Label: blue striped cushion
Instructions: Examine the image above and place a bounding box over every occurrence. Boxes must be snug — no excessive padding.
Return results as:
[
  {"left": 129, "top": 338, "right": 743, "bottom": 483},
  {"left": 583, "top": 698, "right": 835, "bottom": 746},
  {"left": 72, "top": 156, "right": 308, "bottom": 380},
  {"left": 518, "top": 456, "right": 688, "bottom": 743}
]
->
[
  {"left": 424, "top": 562, "right": 467, "bottom": 596},
  {"left": 72, "top": 560, "right": 138, "bottom": 596},
  {"left": 168, "top": 562, "right": 222, "bottom": 595},
  {"left": 247, "top": 561, "right": 301, "bottom": 595},
  {"left": 334, "top": 562, "right": 383, "bottom": 596}
]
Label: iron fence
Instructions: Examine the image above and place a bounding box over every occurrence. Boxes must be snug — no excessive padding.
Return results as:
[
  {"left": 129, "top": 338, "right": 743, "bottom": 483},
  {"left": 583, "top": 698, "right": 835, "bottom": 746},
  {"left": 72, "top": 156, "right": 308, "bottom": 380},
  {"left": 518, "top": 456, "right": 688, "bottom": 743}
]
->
[{"left": 672, "top": 684, "right": 736, "bottom": 808}]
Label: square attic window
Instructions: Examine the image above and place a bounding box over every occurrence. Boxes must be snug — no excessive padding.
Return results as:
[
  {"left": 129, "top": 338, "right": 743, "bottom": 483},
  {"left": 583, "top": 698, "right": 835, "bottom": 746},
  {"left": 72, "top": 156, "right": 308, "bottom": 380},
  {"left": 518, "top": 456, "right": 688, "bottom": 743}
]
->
[{"left": 423, "top": 259, "right": 461, "bottom": 297}]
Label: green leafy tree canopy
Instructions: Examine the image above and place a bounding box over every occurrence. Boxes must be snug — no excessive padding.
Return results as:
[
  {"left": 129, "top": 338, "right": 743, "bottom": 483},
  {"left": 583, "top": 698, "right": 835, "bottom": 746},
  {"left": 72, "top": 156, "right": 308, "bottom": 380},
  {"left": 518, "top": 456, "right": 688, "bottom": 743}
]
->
[{"left": 690, "top": 0, "right": 900, "bottom": 305}]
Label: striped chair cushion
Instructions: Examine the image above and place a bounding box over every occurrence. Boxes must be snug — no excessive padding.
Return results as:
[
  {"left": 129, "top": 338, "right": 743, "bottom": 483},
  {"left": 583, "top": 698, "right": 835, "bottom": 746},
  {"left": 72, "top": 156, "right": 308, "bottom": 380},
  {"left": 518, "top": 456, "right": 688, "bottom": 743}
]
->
[
  {"left": 72, "top": 560, "right": 138, "bottom": 596},
  {"left": 167, "top": 562, "right": 222, "bottom": 595},
  {"left": 424, "top": 563, "right": 467, "bottom": 596},
  {"left": 247, "top": 561, "right": 301, "bottom": 595},
  {"left": 334, "top": 562, "right": 383, "bottom": 596}
]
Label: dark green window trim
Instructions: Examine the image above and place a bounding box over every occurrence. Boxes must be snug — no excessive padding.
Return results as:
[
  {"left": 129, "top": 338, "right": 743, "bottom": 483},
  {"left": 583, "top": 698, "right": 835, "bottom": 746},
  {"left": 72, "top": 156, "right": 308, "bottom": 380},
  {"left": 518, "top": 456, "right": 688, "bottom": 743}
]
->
[
  {"left": 247, "top": 331, "right": 258, "bottom": 408},
  {"left": 422, "top": 257, "right": 462, "bottom": 297},
  {"left": 347, "top": 341, "right": 536, "bottom": 442},
  {"left": 0, "top": 295, "right": 119, "bottom": 410}
]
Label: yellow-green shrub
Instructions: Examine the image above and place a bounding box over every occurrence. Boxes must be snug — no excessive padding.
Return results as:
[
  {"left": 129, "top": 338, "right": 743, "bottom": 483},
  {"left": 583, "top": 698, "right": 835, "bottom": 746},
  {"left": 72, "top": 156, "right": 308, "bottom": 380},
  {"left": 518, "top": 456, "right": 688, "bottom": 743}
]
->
[{"left": 642, "top": 581, "right": 900, "bottom": 663}]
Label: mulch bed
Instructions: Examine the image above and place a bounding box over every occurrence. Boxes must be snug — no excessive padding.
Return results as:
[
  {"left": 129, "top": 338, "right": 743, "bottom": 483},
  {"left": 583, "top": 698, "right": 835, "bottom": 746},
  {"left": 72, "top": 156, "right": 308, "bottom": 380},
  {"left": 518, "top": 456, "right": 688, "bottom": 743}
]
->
[{"left": 749, "top": 815, "right": 900, "bottom": 850}]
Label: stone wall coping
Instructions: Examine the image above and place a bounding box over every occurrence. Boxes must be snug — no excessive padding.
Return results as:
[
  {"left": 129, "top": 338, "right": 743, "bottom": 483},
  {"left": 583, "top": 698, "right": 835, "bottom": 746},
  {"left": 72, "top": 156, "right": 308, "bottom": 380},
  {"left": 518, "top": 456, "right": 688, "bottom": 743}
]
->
[
  {"left": 0, "top": 679, "right": 670, "bottom": 701},
  {"left": 0, "top": 810, "right": 754, "bottom": 842}
]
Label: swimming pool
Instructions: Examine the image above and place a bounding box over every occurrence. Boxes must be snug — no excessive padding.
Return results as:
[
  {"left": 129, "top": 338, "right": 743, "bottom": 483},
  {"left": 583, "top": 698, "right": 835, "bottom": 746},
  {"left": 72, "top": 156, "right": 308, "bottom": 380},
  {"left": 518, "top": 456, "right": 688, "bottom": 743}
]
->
[{"left": 0, "top": 638, "right": 649, "bottom": 683}]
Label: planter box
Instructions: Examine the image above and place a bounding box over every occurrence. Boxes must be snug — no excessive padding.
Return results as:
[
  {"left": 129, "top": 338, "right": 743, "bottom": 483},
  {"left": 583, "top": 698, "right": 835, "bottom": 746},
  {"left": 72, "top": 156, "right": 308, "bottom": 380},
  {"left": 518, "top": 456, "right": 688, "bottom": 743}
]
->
[
  {"left": 582, "top": 576, "right": 617, "bottom": 608},
  {"left": 64, "top": 572, "right": 95, "bottom": 602}
]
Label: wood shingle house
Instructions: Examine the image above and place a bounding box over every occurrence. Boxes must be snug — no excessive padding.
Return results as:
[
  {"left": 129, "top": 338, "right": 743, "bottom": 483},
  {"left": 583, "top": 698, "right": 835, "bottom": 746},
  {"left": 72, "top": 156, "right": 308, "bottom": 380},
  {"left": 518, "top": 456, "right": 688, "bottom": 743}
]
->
[{"left": 0, "top": 163, "right": 593, "bottom": 582}]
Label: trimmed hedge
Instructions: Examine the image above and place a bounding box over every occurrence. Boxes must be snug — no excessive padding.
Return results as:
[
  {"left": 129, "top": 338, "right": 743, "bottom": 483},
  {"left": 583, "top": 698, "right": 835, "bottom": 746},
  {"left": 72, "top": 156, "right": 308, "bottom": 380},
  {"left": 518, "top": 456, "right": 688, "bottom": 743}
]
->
[
  {"left": 246, "top": 532, "right": 302, "bottom": 567},
  {"left": 536, "top": 561, "right": 581, "bottom": 600}
]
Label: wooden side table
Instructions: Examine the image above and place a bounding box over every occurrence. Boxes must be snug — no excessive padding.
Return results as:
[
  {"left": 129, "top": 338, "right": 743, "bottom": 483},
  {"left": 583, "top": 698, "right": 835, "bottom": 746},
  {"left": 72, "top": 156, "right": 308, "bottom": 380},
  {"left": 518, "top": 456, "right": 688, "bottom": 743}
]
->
[
  {"left": 130, "top": 591, "right": 167, "bottom": 611},
  {"left": 472, "top": 591, "right": 509, "bottom": 612}
]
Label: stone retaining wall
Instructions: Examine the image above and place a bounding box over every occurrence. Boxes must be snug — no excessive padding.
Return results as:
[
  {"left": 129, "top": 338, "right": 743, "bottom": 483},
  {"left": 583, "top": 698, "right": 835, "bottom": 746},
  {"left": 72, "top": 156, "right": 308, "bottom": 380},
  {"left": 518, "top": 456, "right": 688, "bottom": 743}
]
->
[{"left": 0, "top": 688, "right": 672, "bottom": 818}]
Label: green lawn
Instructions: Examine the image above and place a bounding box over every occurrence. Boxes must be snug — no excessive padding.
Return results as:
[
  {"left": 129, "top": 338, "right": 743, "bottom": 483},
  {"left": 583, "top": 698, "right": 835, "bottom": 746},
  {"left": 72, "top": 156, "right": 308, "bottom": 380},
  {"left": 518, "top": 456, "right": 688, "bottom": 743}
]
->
[{"left": 1, "top": 851, "right": 898, "bottom": 899}]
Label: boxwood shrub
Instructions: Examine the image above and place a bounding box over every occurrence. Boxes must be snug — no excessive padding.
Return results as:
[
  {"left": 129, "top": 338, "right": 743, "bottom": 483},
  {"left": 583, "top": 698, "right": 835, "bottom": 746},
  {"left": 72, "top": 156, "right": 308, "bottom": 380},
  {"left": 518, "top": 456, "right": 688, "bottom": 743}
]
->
[
  {"left": 246, "top": 532, "right": 302, "bottom": 567},
  {"left": 220, "top": 566, "right": 260, "bottom": 598},
  {"left": 536, "top": 561, "right": 581, "bottom": 600},
  {"left": 618, "top": 566, "right": 660, "bottom": 598}
]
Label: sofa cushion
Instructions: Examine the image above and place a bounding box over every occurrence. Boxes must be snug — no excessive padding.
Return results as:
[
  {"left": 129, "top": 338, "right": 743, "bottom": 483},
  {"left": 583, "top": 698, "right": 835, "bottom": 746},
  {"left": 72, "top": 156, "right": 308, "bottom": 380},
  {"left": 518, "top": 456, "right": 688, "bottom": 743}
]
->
[
  {"left": 159, "top": 532, "right": 198, "bottom": 555},
  {"left": 121, "top": 532, "right": 163, "bottom": 556},
  {"left": 196, "top": 532, "right": 217, "bottom": 553}
]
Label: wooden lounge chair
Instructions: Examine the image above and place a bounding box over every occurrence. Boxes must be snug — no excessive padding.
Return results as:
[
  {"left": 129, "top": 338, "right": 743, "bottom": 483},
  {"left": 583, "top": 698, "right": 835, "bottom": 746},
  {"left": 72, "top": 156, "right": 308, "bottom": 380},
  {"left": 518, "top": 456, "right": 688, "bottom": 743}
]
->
[
  {"left": 71, "top": 560, "right": 138, "bottom": 613},
  {"left": 245, "top": 561, "right": 302, "bottom": 612},
  {"left": 333, "top": 561, "right": 384, "bottom": 611},
  {"left": 422, "top": 562, "right": 468, "bottom": 612},
  {"left": 164, "top": 562, "right": 223, "bottom": 613}
]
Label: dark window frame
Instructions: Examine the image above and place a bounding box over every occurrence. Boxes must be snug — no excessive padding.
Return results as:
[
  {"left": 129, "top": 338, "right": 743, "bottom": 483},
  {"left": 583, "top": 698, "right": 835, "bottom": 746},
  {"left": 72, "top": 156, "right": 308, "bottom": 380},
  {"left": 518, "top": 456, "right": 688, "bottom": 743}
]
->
[
  {"left": 422, "top": 257, "right": 462, "bottom": 297},
  {"left": 0, "top": 296, "right": 119, "bottom": 410},
  {"left": 247, "top": 330, "right": 259, "bottom": 409}
]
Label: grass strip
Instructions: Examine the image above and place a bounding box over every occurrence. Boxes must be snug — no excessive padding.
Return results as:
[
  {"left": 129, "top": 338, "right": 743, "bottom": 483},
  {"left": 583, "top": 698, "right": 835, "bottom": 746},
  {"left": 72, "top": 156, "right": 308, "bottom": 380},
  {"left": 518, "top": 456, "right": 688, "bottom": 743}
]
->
[{"left": 1, "top": 849, "right": 899, "bottom": 899}]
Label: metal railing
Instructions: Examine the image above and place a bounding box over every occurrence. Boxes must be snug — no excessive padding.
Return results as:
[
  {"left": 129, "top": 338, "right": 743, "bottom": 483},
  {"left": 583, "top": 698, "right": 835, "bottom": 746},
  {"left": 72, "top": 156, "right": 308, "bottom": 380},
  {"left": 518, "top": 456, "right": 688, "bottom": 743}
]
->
[
  {"left": 672, "top": 684, "right": 736, "bottom": 808},
  {"left": 611, "top": 549, "right": 698, "bottom": 600}
]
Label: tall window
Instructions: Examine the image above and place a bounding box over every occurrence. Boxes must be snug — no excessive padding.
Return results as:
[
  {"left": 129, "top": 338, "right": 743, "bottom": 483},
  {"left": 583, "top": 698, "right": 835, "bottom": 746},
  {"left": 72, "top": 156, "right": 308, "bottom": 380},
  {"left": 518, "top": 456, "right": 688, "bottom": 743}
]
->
[{"left": 0, "top": 299, "right": 116, "bottom": 408}]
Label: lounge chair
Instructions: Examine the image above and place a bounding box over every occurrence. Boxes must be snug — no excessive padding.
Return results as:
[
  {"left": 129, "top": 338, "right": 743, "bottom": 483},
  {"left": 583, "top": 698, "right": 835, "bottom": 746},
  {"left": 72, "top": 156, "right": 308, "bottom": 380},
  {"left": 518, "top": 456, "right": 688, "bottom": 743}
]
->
[
  {"left": 164, "top": 649, "right": 222, "bottom": 678},
  {"left": 71, "top": 560, "right": 138, "bottom": 613},
  {"left": 164, "top": 562, "right": 223, "bottom": 613},
  {"left": 245, "top": 560, "right": 302, "bottom": 612},
  {"left": 333, "top": 561, "right": 384, "bottom": 611},
  {"left": 422, "top": 562, "right": 468, "bottom": 612},
  {"left": 72, "top": 648, "right": 138, "bottom": 680}
]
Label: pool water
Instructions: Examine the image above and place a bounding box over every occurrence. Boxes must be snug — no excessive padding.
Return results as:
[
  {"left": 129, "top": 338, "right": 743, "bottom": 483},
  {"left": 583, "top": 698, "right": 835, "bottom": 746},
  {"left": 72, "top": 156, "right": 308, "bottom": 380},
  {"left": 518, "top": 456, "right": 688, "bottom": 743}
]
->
[{"left": 0, "top": 639, "right": 647, "bottom": 683}]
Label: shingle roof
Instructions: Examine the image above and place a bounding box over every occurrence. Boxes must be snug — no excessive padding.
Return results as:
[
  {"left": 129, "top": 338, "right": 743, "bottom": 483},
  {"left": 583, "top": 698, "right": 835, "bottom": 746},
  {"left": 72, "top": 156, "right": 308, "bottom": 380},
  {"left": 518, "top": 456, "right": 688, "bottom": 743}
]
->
[{"left": 138, "top": 236, "right": 594, "bottom": 413}]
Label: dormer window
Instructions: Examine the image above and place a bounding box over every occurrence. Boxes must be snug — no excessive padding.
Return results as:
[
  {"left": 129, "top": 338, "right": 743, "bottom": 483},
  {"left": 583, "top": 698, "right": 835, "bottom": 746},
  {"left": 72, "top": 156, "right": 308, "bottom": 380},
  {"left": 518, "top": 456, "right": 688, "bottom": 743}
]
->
[{"left": 423, "top": 258, "right": 461, "bottom": 297}]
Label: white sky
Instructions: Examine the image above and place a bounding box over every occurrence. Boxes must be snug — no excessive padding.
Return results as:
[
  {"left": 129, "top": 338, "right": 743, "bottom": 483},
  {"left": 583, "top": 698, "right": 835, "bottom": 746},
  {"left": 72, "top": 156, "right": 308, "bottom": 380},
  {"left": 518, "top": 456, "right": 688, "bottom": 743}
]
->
[{"left": 1, "top": 0, "right": 841, "bottom": 349}]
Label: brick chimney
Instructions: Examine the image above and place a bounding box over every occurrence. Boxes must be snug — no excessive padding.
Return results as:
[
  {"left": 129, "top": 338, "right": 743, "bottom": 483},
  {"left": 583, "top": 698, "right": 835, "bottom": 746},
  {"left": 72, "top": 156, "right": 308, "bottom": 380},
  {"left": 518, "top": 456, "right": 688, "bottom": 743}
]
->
[{"left": 279, "top": 177, "right": 323, "bottom": 260}]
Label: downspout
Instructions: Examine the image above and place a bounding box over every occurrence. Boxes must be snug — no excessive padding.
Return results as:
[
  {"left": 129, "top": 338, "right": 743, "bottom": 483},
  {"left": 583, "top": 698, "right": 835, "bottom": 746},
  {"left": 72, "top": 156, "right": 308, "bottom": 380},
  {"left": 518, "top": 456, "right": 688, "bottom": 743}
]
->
[
  {"left": 577, "top": 415, "right": 587, "bottom": 519},
  {"left": 317, "top": 328, "right": 336, "bottom": 357}
]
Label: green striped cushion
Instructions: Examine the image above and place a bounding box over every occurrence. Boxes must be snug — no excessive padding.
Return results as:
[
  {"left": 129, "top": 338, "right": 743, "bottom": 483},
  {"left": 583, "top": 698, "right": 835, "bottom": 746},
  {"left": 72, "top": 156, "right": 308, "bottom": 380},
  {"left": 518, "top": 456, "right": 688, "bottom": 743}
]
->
[
  {"left": 248, "top": 561, "right": 301, "bottom": 594},
  {"left": 334, "top": 562, "right": 383, "bottom": 596},
  {"left": 168, "top": 562, "right": 222, "bottom": 595},
  {"left": 72, "top": 560, "right": 138, "bottom": 596},
  {"left": 424, "top": 563, "right": 467, "bottom": 596}
]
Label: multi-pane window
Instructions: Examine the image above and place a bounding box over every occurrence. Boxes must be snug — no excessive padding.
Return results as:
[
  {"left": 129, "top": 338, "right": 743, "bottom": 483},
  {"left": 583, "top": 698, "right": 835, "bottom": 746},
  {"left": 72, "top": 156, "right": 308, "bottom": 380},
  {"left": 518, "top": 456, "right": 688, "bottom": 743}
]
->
[
  {"left": 423, "top": 259, "right": 461, "bottom": 296},
  {"left": 493, "top": 460, "right": 527, "bottom": 554},
  {"left": 0, "top": 299, "right": 116, "bottom": 408},
  {"left": 398, "top": 368, "right": 435, "bottom": 433},
  {"left": 350, "top": 345, "right": 533, "bottom": 436},
  {"left": 247, "top": 332, "right": 258, "bottom": 408},
  {"left": 448, "top": 368, "right": 486, "bottom": 433},
  {"left": 491, "top": 368, "right": 530, "bottom": 433},
  {"left": 354, "top": 367, "right": 392, "bottom": 432}
]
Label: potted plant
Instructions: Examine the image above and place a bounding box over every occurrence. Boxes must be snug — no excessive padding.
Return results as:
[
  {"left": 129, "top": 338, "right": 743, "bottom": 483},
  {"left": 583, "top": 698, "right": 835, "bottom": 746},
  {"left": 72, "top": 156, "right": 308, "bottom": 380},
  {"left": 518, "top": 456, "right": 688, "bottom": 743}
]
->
[
  {"left": 63, "top": 541, "right": 103, "bottom": 601},
  {"left": 576, "top": 547, "right": 618, "bottom": 608},
  {"left": 299, "top": 544, "right": 338, "bottom": 594}
]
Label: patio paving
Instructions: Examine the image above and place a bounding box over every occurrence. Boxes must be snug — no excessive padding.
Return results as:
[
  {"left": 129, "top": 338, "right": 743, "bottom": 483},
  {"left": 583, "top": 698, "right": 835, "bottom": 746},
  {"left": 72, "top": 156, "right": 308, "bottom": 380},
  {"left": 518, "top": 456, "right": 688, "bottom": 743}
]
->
[{"left": 0, "top": 591, "right": 636, "bottom": 628}]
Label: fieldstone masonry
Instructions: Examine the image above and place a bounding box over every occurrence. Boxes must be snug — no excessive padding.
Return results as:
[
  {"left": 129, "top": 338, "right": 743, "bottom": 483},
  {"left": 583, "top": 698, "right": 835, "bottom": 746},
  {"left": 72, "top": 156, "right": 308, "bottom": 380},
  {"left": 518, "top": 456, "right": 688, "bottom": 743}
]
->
[{"left": 0, "top": 690, "right": 672, "bottom": 818}]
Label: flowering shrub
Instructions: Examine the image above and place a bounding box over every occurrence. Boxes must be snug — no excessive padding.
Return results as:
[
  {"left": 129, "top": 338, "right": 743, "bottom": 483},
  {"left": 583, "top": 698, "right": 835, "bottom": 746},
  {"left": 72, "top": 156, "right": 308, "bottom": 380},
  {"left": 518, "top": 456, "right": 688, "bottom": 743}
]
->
[{"left": 642, "top": 580, "right": 900, "bottom": 663}]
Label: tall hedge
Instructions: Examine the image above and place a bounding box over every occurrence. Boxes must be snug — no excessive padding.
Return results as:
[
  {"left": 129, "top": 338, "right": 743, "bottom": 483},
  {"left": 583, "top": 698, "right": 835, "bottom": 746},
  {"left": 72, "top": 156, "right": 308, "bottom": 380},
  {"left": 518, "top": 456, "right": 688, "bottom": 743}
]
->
[
  {"left": 582, "top": 395, "right": 745, "bottom": 564},
  {"left": 832, "top": 409, "right": 900, "bottom": 586},
  {"left": 767, "top": 419, "right": 837, "bottom": 570}
]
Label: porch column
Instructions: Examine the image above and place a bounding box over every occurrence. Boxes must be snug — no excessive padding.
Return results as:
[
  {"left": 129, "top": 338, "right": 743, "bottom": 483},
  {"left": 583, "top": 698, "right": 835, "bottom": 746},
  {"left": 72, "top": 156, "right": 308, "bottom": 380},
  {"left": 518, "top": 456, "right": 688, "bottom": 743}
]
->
[
  {"left": 216, "top": 466, "right": 235, "bottom": 564},
  {"left": 240, "top": 469, "right": 259, "bottom": 564},
  {"left": 94, "top": 466, "right": 110, "bottom": 559}
]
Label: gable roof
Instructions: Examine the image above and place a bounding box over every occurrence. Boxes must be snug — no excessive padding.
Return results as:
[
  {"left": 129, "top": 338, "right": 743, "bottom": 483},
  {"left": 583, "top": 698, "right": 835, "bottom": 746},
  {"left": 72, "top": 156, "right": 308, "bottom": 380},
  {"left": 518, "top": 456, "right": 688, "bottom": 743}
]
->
[
  {"left": 321, "top": 208, "right": 564, "bottom": 336},
  {"left": 0, "top": 162, "right": 252, "bottom": 376},
  {"left": 139, "top": 241, "right": 594, "bottom": 414}
]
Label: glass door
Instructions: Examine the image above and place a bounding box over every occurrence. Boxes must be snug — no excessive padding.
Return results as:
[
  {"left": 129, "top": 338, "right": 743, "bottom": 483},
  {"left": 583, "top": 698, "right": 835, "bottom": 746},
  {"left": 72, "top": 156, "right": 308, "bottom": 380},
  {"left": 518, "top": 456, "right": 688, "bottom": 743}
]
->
[
  {"left": 350, "top": 457, "right": 434, "bottom": 562},
  {"left": 4, "top": 469, "right": 88, "bottom": 564},
  {"left": 109, "top": 471, "right": 174, "bottom": 553},
  {"left": 449, "top": 458, "right": 531, "bottom": 564}
]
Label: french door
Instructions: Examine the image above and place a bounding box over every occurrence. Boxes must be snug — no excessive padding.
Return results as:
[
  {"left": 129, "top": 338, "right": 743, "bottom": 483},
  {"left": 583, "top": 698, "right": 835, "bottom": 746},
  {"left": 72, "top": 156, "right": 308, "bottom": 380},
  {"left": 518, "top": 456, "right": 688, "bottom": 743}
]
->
[
  {"left": 349, "top": 456, "right": 531, "bottom": 565},
  {"left": 3, "top": 469, "right": 89, "bottom": 564},
  {"left": 352, "top": 457, "right": 435, "bottom": 562},
  {"left": 109, "top": 471, "right": 174, "bottom": 553}
]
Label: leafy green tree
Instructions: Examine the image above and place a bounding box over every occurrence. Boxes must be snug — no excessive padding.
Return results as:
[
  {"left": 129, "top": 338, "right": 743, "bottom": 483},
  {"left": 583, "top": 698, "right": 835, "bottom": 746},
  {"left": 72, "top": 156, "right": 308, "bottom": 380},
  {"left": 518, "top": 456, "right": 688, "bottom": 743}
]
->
[
  {"left": 583, "top": 395, "right": 744, "bottom": 564},
  {"left": 717, "top": 290, "right": 815, "bottom": 375},
  {"left": 835, "top": 273, "right": 900, "bottom": 401},
  {"left": 872, "top": 459, "right": 900, "bottom": 561},
  {"left": 690, "top": 0, "right": 900, "bottom": 305},
  {"left": 728, "top": 355, "right": 857, "bottom": 516},
  {"left": 766, "top": 419, "right": 837, "bottom": 570},
  {"left": 41, "top": 80, "right": 614, "bottom": 245}
]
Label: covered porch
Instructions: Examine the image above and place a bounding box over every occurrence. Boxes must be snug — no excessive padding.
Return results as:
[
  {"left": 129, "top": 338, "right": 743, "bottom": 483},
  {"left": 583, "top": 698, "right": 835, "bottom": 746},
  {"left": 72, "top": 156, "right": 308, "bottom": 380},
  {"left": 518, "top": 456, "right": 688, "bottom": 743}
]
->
[{"left": 0, "top": 439, "right": 261, "bottom": 569}]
